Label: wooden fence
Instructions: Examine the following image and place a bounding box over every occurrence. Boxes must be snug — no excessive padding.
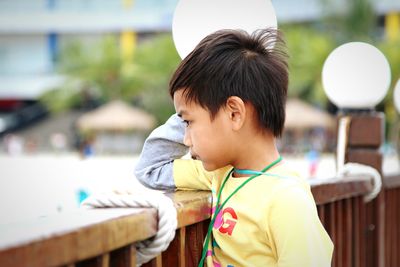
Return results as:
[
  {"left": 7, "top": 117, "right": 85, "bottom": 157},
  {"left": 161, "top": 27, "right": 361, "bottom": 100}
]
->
[
  {"left": 383, "top": 173, "right": 400, "bottom": 267},
  {"left": 3, "top": 171, "right": 399, "bottom": 267}
]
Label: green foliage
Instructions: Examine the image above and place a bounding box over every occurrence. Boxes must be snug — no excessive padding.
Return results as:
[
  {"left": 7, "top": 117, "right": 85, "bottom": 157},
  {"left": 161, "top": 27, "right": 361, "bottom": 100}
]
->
[
  {"left": 378, "top": 39, "right": 400, "bottom": 129},
  {"left": 282, "top": 0, "right": 400, "bottom": 117},
  {"left": 40, "top": 0, "right": 400, "bottom": 130},
  {"left": 281, "top": 25, "right": 335, "bottom": 105},
  {"left": 58, "top": 35, "right": 144, "bottom": 101},
  {"left": 40, "top": 33, "right": 180, "bottom": 124},
  {"left": 379, "top": 39, "right": 400, "bottom": 90},
  {"left": 343, "top": 0, "right": 376, "bottom": 39},
  {"left": 40, "top": 81, "right": 82, "bottom": 113},
  {"left": 320, "top": 0, "right": 376, "bottom": 42},
  {"left": 134, "top": 34, "right": 181, "bottom": 124}
]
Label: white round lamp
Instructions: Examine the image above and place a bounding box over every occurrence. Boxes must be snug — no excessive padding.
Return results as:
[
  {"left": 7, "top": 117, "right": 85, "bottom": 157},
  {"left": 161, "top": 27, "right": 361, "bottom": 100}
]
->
[
  {"left": 393, "top": 79, "right": 400, "bottom": 113},
  {"left": 322, "top": 42, "right": 391, "bottom": 110},
  {"left": 172, "top": 0, "right": 277, "bottom": 59}
]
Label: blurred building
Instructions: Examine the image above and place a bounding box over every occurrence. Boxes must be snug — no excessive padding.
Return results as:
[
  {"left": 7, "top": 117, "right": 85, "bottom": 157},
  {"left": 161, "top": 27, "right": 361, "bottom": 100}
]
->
[
  {"left": 273, "top": 0, "right": 400, "bottom": 23},
  {"left": 0, "top": 0, "right": 177, "bottom": 136},
  {"left": 0, "top": 0, "right": 399, "bottom": 150}
]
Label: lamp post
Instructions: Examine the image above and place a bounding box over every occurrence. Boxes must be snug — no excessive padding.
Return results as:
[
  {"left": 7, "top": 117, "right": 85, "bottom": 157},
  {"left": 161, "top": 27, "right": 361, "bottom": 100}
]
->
[
  {"left": 322, "top": 42, "right": 391, "bottom": 174},
  {"left": 322, "top": 42, "right": 391, "bottom": 267}
]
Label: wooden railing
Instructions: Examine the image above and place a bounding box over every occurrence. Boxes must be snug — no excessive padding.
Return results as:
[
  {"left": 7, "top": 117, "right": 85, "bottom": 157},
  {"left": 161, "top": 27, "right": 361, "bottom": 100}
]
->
[
  {"left": 0, "top": 191, "right": 211, "bottom": 267},
  {"left": 312, "top": 176, "right": 373, "bottom": 267},
  {"left": 0, "top": 173, "right": 383, "bottom": 267},
  {"left": 383, "top": 173, "right": 400, "bottom": 267}
]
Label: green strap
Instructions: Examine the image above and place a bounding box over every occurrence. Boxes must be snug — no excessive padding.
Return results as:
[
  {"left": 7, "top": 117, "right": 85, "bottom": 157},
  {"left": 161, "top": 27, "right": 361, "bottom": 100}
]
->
[{"left": 198, "top": 156, "right": 282, "bottom": 267}]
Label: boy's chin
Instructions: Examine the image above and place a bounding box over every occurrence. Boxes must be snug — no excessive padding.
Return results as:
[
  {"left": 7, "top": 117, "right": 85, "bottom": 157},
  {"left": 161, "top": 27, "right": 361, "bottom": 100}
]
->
[{"left": 201, "top": 161, "right": 221, "bottom": 172}]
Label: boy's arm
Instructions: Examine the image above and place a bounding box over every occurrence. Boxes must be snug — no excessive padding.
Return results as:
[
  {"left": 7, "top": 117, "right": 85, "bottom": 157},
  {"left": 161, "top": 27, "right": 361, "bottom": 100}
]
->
[
  {"left": 134, "top": 114, "right": 188, "bottom": 190},
  {"left": 135, "top": 114, "right": 214, "bottom": 190}
]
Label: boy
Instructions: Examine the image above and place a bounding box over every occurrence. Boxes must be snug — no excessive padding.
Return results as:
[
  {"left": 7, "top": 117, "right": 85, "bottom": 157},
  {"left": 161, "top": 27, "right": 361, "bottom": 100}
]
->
[{"left": 135, "top": 28, "right": 333, "bottom": 266}]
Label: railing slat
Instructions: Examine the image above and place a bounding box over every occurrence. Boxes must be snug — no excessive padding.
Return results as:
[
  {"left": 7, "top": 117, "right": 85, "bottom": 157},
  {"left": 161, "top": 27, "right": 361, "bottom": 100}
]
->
[
  {"left": 385, "top": 187, "right": 400, "bottom": 267},
  {"left": 76, "top": 253, "right": 109, "bottom": 267},
  {"left": 185, "top": 221, "right": 209, "bottom": 266},
  {"left": 317, "top": 205, "right": 325, "bottom": 226},
  {"left": 329, "top": 202, "right": 337, "bottom": 267},
  {"left": 101, "top": 254, "right": 110, "bottom": 267},
  {"left": 366, "top": 201, "right": 375, "bottom": 267},
  {"left": 110, "top": 244, "right": 136, "bottom": 267},
  {"left": 359, "top": 197, "right": 367, "bottom": 267},
  {"left": 390, "top": 190, "right": 396, "bottom": 266},
  {"left": 179, "top": 227, "right": 186, "bottom": 267},
  {"left": 344, "top": 198, "right": 352, "bottom": 267},
  {"left": 353, "top": 197, "right": 360, "bottom": 267},
  {"left": 336, "top": 201, "right": 343, "bottom": 266},
  {"left": 156, "top": 255, "right": 162, "bottom": 267},
  {"left": 143, "top": 255, "right": 162, "bottom": 267},
  {"left": 385, "top": 190, "right": 391, "bottom": 267},
  {"left": 160, "top": 229, "right": 181, "bottom": 266},
  {"left": 396, "top": 188, "right": 400, "bottom": 266}
]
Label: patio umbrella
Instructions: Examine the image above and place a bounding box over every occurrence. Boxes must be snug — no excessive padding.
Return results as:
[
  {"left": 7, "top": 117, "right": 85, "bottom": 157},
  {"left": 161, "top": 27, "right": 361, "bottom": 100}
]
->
[
  {"left": 284, "top": 98, "right": 335, "bottom": 130},
  {"left": 77, "top": 100, "right": 156, "bottom": 132}
]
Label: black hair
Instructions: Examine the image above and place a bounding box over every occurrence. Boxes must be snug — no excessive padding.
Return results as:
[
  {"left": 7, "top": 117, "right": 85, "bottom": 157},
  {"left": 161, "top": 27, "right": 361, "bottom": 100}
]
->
[{"left": 169, "top": 28, "right": 288, "bottom": 137}]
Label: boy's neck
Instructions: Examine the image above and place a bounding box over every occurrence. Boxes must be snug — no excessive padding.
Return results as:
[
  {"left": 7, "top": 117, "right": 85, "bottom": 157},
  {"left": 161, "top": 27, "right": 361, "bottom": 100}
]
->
[{"left": 231, "top": 131, "right": 281, "bottom": 178}]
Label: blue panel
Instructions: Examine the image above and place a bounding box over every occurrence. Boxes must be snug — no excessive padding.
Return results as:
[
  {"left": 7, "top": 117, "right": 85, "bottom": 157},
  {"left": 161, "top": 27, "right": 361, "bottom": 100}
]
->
[
  {"left": 48, "top": 33, "right": 58, "bottom": 66},
  {"left": 47, "top": 0, "right": 57, "bottom": 10}
]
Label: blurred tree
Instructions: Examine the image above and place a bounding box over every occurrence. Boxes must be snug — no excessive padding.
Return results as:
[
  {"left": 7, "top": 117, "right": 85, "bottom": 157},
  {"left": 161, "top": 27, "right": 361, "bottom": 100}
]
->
[
  {"left": 40, "top": 34, "right": 180, "bottom": 124},
  {"left": 40, "top": 79, "right": 84, "bottom": 113},
  {"left": 281, "top": 25, "right": 335, "bottom": 105},
  {"left": 320, "top": 0, "right": 400, "bottom": 143},
  {"left": 379, "top": 39, "right": 400, "bottom": 104},
  {"left": 321, "top": 0, "right": 376, "bottom": 42},
  {"left": 59, "top": 35, "right": 144, "bottom": 101},
  {"left": 282, "top": 0, "right": 375, "bottom": 108},
  {"left": 378, "top": 38, "right": 400, "bottom": 144},
  {"left": 283, "top": 0, "right": 400, "bottom": 111},
  {"left": 134, "top": 34, "right": 181, "bottom": 123}
]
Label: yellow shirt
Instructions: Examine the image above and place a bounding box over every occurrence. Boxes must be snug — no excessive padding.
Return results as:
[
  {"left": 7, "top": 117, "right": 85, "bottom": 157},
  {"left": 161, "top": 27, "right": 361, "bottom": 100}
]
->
[{"left": 174, "top": 159, "right": 333, "bottom": 267}]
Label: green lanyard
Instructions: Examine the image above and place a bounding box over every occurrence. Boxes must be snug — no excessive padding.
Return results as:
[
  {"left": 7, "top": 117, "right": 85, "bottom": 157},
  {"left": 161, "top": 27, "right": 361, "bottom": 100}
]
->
[{"left": 198, "top": 156, "right": 283, "bottom": 267}]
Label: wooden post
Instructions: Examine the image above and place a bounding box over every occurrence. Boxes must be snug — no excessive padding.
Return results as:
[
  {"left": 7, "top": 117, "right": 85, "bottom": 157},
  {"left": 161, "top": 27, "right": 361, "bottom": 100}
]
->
[
  {"left": 343, "top": 112, "right": 385, "bottom": 267},
  {"left": 109, "top": 244, "right": 136, "bottom": 267}
]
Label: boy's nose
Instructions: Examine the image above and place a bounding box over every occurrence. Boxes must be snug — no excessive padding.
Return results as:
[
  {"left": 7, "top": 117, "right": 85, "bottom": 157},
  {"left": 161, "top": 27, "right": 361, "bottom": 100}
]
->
[{"left": 183, "top": 131, "right": 192, "bottom": 147}]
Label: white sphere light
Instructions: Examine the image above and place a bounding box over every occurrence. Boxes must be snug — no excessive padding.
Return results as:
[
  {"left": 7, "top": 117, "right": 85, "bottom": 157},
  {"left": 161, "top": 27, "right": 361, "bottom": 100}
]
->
[
  {"left": 322, "top": 42, "right": 391, "bottom": 109},
  {"left": 394, "top": 79, "right": 400, "bottom": 113},
  {"left": 172, "top": 0, "right": 277, "bottom": 59}
]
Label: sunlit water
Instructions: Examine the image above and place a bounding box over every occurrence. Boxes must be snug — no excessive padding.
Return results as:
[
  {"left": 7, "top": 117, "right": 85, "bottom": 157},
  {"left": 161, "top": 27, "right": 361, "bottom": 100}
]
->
[
  {"left": 0, "top": 153, "right": 398, "bottom": 224},
  {"left": 0, "top": 153, "right": 144, "bottom": 224}
]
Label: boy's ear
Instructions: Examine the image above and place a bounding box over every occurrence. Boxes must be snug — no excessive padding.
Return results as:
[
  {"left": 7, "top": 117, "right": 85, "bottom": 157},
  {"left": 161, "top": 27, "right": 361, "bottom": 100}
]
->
[{"left": 225, "top": 96, "right": 246, "bottom": 130}]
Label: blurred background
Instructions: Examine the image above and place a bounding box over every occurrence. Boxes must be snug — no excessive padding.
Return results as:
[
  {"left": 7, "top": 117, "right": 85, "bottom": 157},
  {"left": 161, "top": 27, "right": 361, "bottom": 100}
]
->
[{"left": 0, "top": 0, "right": 399, "bottom": 222}]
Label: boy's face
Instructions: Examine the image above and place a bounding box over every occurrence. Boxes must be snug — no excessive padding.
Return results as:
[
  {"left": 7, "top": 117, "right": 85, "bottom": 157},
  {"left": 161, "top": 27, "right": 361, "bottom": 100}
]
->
[{"left": 174, "top": 89, "right": 234, "bottom": 171}]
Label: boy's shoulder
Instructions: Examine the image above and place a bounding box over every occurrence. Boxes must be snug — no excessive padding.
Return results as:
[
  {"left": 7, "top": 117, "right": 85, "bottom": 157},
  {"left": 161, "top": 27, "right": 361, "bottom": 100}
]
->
[
  {"left": 259, "top": 163, "right": 311, "bottom": 200},
  {"left": 263, "top": 162, "right": 306, "bottom": 185}
]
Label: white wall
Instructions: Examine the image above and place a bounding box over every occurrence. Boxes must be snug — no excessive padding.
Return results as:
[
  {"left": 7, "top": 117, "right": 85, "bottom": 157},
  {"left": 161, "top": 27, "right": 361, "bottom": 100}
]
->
[{"left": 0, "top": 35, "right": 50, "bottom": 75}]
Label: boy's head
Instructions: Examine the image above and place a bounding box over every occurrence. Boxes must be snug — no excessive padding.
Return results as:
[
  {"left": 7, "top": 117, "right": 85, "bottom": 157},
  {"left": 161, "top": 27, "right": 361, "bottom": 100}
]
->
[
  {"left": 170, "top": 28, "right": 288, "bottom": 137},
  {"left": 170, "top": 28, "right": 288, "bottom": 170}
]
